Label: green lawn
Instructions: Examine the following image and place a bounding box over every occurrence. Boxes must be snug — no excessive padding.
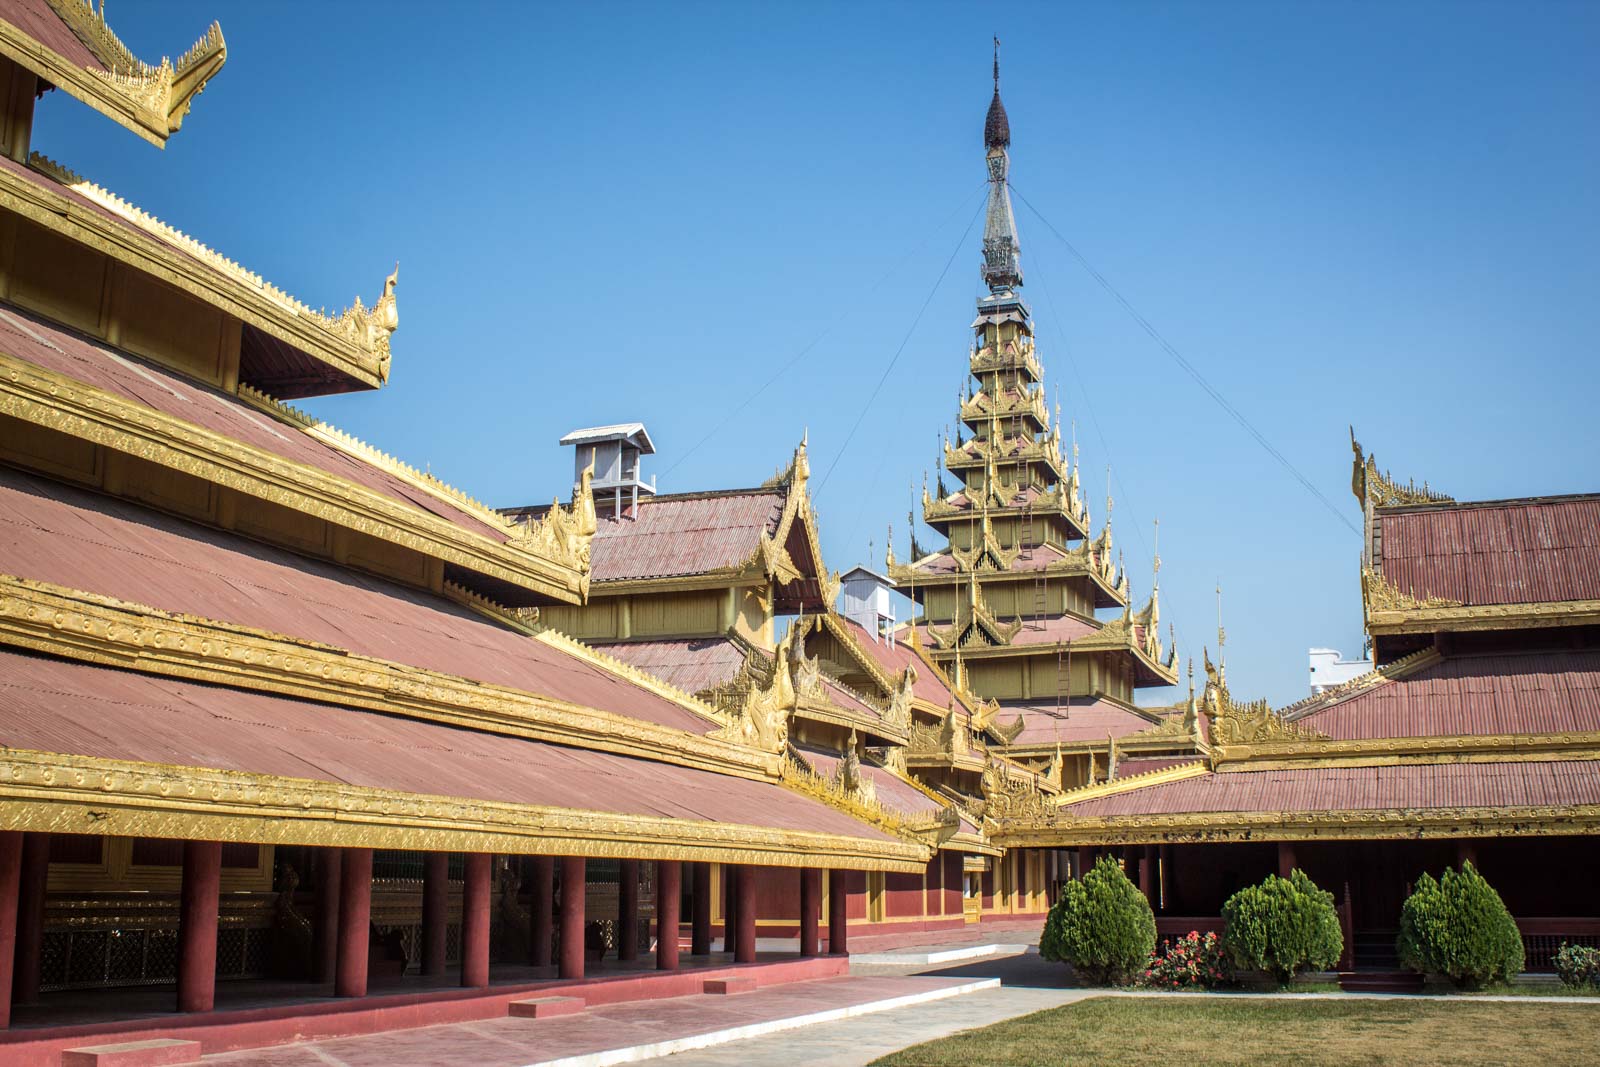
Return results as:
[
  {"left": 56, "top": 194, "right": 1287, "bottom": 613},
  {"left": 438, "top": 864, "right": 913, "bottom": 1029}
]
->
[{"left": 872, "top": 996, "right": 1600, "bottom": 1067}]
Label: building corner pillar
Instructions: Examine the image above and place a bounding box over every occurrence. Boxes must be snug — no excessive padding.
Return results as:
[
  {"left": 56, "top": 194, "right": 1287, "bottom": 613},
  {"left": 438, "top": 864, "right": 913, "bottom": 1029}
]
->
[
  {"left": 618, "top": 858, "right": 640, "bottom": 962},
  {"left": 799, "top": 868, "right": 821, "bottom": 957},
  {"left": 656, "top": 860, "right": 681, "bottom": 971},
  {"left": 828, "top": 869, "right": 849, "bottom": 957},
  {"left": 1276, "top": 841, "right": 1297, "bottom": 880},
  {"left": 12, "top": 832, "right": 49, "bottom": 1007},
  {"left": 421, "top": 852, "right": 449, "bottom": 978},
  {"left": 734, "top": 865, "right": 757, "bottom": 964},
  {"left": 691, "top": 862, "right": 712, "bottom": 956},
  {"left": 335, "top": 847, "right": 373, "bottom": 998},
  {"left": 0, "top": 831, "right": 22, "bottom": 1028},
  {"left": 461, "top": 852, "right": 491, "bottom": 988},
  {"left": 559, "top": 856, "right": 585, "bottom": 980},
  {"left": 530, "top": 856, "right": 554, "bottom": 968},
  {"left": 177, "top": 840, "right": 223, "bottom": 1013}
]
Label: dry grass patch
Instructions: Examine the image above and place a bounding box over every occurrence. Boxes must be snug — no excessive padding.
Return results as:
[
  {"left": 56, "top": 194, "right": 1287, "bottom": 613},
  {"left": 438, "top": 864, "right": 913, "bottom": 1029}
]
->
[{"left": 872, "top": 996, "right": 1600, "bottom": 1067}]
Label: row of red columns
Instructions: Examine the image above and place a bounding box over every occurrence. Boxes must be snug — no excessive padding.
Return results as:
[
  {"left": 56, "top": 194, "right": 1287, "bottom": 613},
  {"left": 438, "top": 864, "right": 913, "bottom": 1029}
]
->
[{"left": 0, "top": 834, "right": 849, "bottom": 1027}]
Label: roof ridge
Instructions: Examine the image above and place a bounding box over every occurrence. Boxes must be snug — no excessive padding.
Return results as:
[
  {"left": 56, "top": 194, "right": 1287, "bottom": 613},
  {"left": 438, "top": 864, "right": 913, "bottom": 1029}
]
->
[
  {"left": 1280, "top": 646, "right": 1443, "bottom": 721},
  {"left": 28, "top": 152, "right": 396, "bottom": 370},
  {"left": 237, "top": 385, "right": 517, "bottom": 537}
]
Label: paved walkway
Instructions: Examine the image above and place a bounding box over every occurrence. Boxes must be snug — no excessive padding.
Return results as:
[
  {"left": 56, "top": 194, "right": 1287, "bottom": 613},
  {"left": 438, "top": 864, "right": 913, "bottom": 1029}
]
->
[{"left": 202, "top": 975, "right": 994, "bottom": 1067}]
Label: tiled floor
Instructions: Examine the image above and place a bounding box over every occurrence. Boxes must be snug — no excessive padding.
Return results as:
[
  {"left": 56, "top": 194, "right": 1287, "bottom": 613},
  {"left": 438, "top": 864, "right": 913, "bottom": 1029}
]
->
[{"left": 201, "top": 975, "right": 982, "bottom": 1067}]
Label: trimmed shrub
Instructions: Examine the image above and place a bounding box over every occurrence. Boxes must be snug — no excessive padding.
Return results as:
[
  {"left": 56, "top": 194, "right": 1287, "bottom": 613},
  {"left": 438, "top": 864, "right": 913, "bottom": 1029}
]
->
[
  {"left": 1397, "top": 862, "right": 1524, "bottom": 988},
  {"left": 1140, "top": 930, "right": 1233, "bottom": 990},
  {"left": 1221, "top": 869, "right": 1343, "bottom": 983},
  {"left": 1553, "top": 943, "right": 1600, "bottom": 991},
  {"left": 1040, "top": 855, "right": 1156, "bottom": 985}
]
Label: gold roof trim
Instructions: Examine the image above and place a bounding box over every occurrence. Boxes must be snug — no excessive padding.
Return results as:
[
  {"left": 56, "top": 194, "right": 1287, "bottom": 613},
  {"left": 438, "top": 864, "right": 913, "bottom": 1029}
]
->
[
  {"left": 0, "top": 4, "right": 224, "bottom": 146},
  {"left": 0, "top": 351, "right": 588, "bottom": 600},
  {"left": 0, "top": 574, "right": 765, "bottom": 780},
  {"left": 1350, "top": 430, "right": 1453, "bottom": 509},
  {"left": 20, "top": 154, "right": 396, "bottom": 388},
  {"left": 991, "top": 800, "right": 1600, "bottom": 848},
  {"left": 0, "top": 748, "right": 928, "bottom": 872},
  {"left": 1048, "top": 761, "right": 1210, "bottom": 807},
  {"left": 1279, "top": 646, "right": 1443, "bottom": 721}
]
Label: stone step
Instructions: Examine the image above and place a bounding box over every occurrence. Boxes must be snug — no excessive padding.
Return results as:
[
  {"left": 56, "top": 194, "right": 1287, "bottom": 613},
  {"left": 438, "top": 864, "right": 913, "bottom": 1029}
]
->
[
  {"left": 702, "top": 976, "right": 758, "bottom": 995},
  {"left": 508, "top": 995, "right": 587, "bottom": 1019},
  {"left": 62, "top": 1039, "right": 202, "bottom": 1067},
  {"left": 1338, "top": 970, "right": 1425, "bottom": 994}
]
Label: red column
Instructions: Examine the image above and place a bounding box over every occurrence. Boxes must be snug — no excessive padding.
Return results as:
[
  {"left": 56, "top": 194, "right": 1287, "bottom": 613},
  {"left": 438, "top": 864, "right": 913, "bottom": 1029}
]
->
[
  {"left": 618, "top": 858, "right": 639, "bottom": 962},
  {"left": 461, "top": 852, "right": 491, "bottom": 988},
  {"left": 529, "top": 856, "right": 554, "bottom": 968},
  {"left": 691, "top": 862, "right": 712, "bottom": 956},
  {"left": 336, "top": 847, "right": 372, "bottom": 998},
  {"left": 799, "top": 869, "right": 820, "bottom": 957},
  {"left": 827, "top": 869, "right": 848, "bottom": 956},
  {"left": 177, "top": 840, "right": 222, "bottom": 1013},
  {"left": 1456, "top": 841, "right": 1478, "bottom": 868},
  {"left": 734, "top": 865, "right": 757, "bottom": 964},
  {"left": 1277, "top": 841, "right": 1297, "bottom": 879},
  {"left": 13, "top": 832, "right": 49, "bottom": 1007},
  {"left": 721, "top": 866, "right": 738, "bottom": 953},
  {"left": 559, "top": 856, "right": 585, "bottom": 980},
  {"left": 1137, "top": 847, "right": 1153, "bottom": 905},
  {"left": 316, "top": 847, "right": 342, "bottom": 984},
  {"left": 421, "top": 852, "right": 448, "bottom": 978},
  {"left": 656, "top": 860, "right": 680, "bottom": 971},
  {"left": 0, "top": 831, "right": 22, "bottom": 1029}
]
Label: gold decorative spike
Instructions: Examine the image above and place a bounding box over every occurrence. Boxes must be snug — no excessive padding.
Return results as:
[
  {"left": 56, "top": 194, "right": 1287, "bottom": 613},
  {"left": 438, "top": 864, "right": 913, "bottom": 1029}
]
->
[
  {"left": 332, "top": 267, "right": 400, "bottom": 381},
  {"left": 975, "top": 753, "right": 1050, "bottom": 821},
  {"left": 995, "top": 712, "right": 1027, "bottom": 744},
  {"left": 710, "top": 626, "right": 798, "bottom": 753},
  {"left": 1361, "top": 567, "right": 1464, "bottom": 613},
  {"left": 884, "top": 667, "right": 916, "bottom": 731},
  {"left": 40, "top": 0, "right": 227, "bottom": 141},
  {"left": 1350, "top": 429, "right": 1453, "bottom": 508},
  {"left": 511, "top": 464, "right": 598, "bottom": 590}
]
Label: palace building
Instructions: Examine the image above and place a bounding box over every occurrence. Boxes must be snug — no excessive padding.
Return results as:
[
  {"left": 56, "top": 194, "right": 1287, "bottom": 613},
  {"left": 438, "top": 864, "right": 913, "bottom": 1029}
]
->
[
  {"left": 0, "top": 4, "right": 1594, "bottom": 1061},
  {"left": 884, "top": 51, "right": 1194, "bottom": 792},
  {"left": 998, "top": 439, "right": 1600, "bottom": 981},
  {"left": 0, "top": 5, "right": 933, "bottom": 1062}
]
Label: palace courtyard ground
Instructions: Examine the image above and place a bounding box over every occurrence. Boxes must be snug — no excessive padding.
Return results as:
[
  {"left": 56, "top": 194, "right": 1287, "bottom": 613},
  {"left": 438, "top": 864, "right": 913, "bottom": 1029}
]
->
[{"left": 168, "top": 924, "right": 1599, "bottom": 1067}]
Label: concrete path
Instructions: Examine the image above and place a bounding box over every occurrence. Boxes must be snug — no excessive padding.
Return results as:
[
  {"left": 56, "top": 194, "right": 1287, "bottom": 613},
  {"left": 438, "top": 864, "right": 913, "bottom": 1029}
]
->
[{"left": 201, "top": 975, "right": 996, "bottom": 1067}]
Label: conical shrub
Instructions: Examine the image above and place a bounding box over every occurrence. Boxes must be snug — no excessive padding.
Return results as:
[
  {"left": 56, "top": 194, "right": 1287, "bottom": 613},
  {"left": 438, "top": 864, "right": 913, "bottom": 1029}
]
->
[
  {"left": 1397, "top": 861, "right": 1524, "bottom": 988},
  {"left": 1040, "top": 855, "right": 1155, "bottom": 985}
]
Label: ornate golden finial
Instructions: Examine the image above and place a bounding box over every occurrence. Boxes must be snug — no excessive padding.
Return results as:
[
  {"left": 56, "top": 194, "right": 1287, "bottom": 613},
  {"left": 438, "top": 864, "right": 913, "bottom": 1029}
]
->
[
  {"left": 1350, "top": 427, "right": 1452, "bottom": 508},
  {"left": 1216, "top": 580, "right": 1226, "bottom": 677},
  {"left": 1151, "top": 518, "right": 1161, "bottom": 593}
]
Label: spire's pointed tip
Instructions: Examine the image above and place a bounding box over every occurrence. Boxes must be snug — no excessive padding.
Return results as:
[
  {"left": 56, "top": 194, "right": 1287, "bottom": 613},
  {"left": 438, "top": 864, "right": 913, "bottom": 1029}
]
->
[{"left": 983, "top": 36, "right": 1010, "bottom": 150}]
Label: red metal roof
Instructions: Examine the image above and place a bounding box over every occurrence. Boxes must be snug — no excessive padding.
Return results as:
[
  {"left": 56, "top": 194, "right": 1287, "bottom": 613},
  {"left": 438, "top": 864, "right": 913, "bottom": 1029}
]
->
[
  {"left": 1059, "top": 760, "right": 1600, "bottom": 818},
  {"left": 800, "top": 748, "right": 946, "bottom": 822},
  {"left": 999, "top": 698, "right": 1159, "bottom": 746},
  {"left": 0, "top": 466, "right": 712, "bottom": 735},
  {"left": 590, "top": 637, "right": 749, "bottom": 697},
  {"left": 1292, "top": 650, "right": 1600, "bottom": 739},
  {"left": 910, "top": 613, "right": 1100, "bottom": 649},
  {"left": 1379, "top": 497, "right": 1600, "bottom": 606},
  {"left": 2, "top": 1, "right": 104, "bottom": 70},
  {"left": 1115, "top": 757, "right": 1204, "bottom": 777},
  {"left": 832, "top": 616, "right": 957, "bottom": 709},
  {"left": 0, "top": 301, "right": 501, "bottom": 540},
  {"left": 0, "top": 646, "right": 893, "bottom": 842},
  {"left": 561, "top": 491, "right": 785, "bottom": 582}
]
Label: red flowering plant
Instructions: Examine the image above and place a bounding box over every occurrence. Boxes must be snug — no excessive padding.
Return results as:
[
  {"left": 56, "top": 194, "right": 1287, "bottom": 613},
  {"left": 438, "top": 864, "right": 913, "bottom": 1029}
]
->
[{"left": 1139, "top": 930, "right": 1233, "bottom": 990}]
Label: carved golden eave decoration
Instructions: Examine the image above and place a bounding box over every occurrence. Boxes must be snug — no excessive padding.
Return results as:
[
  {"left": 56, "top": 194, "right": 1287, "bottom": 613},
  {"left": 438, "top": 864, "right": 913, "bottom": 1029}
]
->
[
  {"left": 970, "top": 337, "right": 1042, "bottom": 380},
  {"left": 973, "top": 753, "right": 1052, "bottom": 822},
  {"left": 778, "top": 754, "right": 939, "bottom": 853},
  {"left": 1350, "top": 429, "right": 1453, "bottom": 510},
  {"left": 747, "top": 436, "right": 831, "bottom": 601},
  {"left": 1361, "top": 566, "right": 1462, "bottom": 615},
  {"left": 707, "top": 626, "right": 794, "bottom": 754},
  {"left": 1204, "top": 683, "right": 1323, "bottom": 750},
  {"left": 943, "top": 434, "right": 1065, "bottom": 481},
  {"left": 0, "top": 351, "right": 587, "bottom": 600},
  {"left": 3, "top": 155, "right": 394, "bottom": 390},
  {"left": 924, "top": 575, "right": 1023, "bottom": 651},
  {"left": 1358, "top": 567, "right": 1597, "bottom": 637},
  {"left": 888, "top": 530, "right": 1123, "bottom": 606},
  {"left": 959, "top": 386, "right": 1048, "bottom": 427},
  {"left": 948, "top": 511, "right": 1020, "bottom": 573},
  {"left": 811, "top": 611, "right": 896, "bottom": 695},
  {"left": 508, "top": 466, "right": 598, "bottom": 593},
  {"left": 0, "top": 574, "right": 770, "bottom": 781},
  {"left": 0, "top": 4, "right": 224, "bottom": 147},
  {"left": 0, "top": 748, "right": 927, "bottom": 872}
]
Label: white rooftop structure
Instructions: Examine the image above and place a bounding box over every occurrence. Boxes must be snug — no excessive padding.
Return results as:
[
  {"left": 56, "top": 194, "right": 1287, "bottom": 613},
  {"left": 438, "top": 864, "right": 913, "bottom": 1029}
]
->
[
  {"left": 561, "top": 423, "right": 656, "bottom": 518},
  {"left": 839, "top": 565, "right": 897, "bottom": 644},
  {"left": 1309, "top": 646, "right": 1373, "bottom": 696}
]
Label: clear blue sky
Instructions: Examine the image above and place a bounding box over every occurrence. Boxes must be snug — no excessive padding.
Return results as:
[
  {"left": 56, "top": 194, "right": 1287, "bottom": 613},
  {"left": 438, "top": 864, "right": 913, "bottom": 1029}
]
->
[{"left": 37, "top": 2, "right": 1599, "bottom": 706}]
